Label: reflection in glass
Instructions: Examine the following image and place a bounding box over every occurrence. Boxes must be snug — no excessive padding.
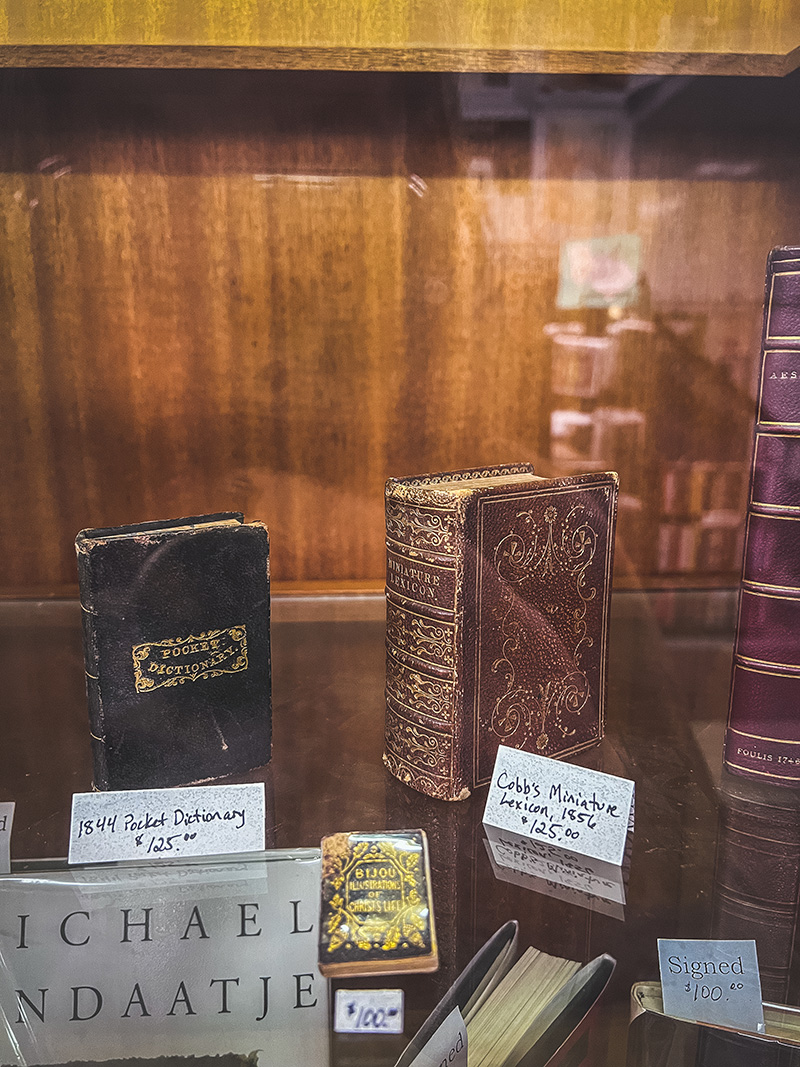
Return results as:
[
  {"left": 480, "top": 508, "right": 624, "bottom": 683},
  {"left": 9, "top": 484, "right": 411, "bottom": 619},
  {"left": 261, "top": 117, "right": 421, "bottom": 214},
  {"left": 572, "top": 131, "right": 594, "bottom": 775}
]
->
[
  {"left": 712, "top": 770, "right": 800, "bottom": 1005},
  {"left": 483, "top": 824, "right": 629, "bottom": 922}
]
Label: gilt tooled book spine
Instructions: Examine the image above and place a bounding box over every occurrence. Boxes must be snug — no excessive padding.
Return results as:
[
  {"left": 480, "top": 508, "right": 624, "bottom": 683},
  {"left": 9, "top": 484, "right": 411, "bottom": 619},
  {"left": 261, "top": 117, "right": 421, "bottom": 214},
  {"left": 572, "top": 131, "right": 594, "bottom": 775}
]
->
[
  {"left": 383, "top": 467, "right": 618, "bottom": 801},
  {"left": 75, "top": 513, "right": 271, "bottom": 791},
  {"left": 725, "top": 249, "right": 800, "bottom": 784},
  {"left": 384, "top": 470, "right": 475, "bottom": 802}
]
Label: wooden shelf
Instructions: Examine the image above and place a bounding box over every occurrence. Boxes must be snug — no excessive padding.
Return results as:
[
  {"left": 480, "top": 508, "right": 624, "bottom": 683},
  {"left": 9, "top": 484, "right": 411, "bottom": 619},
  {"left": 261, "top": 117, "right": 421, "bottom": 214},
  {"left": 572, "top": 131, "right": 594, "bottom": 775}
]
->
[
  {"left": 0, "top": 0, "right": 799, "bottom": 75},
  {"left": 1, "top": 65, "right": 795, "bottom": 595}
]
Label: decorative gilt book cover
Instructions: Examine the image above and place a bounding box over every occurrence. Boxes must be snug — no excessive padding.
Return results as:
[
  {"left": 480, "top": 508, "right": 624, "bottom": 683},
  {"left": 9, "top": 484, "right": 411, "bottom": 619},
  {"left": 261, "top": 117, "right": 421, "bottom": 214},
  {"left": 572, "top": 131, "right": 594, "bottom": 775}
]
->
[
  {"left": 384, "top": 466, "right": 618, "bottom": 801},
  {"left": 75, "top": 513, "right": 271, "bottom": 791},
  {"left": 318, "top": 830, "right": 438, "bottom": 977}
]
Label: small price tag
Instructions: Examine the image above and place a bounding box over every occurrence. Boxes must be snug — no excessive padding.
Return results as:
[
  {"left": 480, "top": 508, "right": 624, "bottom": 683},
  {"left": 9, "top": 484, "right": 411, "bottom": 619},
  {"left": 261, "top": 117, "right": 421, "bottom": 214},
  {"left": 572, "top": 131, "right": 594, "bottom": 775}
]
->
[
  {"left": 69, "top": 784, "right": 265, "bottom": 865},
  {"left": 483, "top": 746, "right": 634, "bottom": 866},
  {"left": 333, "top": 989, "right": 404, "bottom": 1034},
  {"left": 658, "top": 939, "right": 765, "bottom": 1034},
  {"left": 408, "top": 1006, "right": 466, "bottom": 1067},
  {"left": 0, "top": 802, "right": 14, "bottom": 874}
]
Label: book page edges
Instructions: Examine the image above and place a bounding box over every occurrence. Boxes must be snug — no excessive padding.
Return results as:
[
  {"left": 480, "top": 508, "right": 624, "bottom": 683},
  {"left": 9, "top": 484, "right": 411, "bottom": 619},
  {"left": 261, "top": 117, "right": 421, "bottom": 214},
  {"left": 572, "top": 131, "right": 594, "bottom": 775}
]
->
[
  {"left": 76, "top": 512, "right": 247, "bottom": 545},
  {"left": 512, "top": 954, "right": 615, "bottom": 1067},
  {"left": 393, "top": 921, "right": 519, "bottom": 1067}
]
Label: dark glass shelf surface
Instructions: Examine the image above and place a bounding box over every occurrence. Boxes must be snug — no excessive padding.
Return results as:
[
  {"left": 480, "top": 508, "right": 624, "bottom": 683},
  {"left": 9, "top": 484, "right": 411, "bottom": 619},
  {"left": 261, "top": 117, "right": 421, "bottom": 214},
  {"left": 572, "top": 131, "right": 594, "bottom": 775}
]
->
[{"left": 1, "top": 589, "right": 794, "bottom": 1065}]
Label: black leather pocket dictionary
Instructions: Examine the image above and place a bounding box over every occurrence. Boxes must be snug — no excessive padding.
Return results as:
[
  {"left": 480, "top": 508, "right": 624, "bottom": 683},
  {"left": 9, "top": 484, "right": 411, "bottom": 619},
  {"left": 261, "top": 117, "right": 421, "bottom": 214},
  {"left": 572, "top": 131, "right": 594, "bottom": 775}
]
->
[{"left": 75, "top": 513, "right": 271, "bottom": 790}]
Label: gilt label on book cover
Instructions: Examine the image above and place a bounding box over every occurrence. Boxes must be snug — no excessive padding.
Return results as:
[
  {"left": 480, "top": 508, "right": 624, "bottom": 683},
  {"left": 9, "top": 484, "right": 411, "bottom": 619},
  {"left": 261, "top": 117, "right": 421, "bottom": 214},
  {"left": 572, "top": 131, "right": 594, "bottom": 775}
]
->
[
  {"left": 133, "top": 626, "right": 249, "bottom": 693},
  {"left": 473, "top": 481, "right": 615, "bottom": 784},
  {"left": 0, "top": 850, "right": 328, "bottom": 1066}
]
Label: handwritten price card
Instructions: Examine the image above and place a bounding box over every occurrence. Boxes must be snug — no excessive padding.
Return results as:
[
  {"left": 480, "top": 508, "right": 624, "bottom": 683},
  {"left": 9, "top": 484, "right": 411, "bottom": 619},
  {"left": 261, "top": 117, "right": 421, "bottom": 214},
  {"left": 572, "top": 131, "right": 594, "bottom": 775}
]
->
[
  {"left": 407, "top": 1006, "right": 466, "bottom": 1067},
  {"left": 483, "top": 746, "right": 634, "bottom": 866},
  {"left": 69, "top": 784, "right": 265, "bottom": 865},
  {"left": 658, "top": 939, "right": 765, "bottom": 1034},
  {"left": 334, "top": 989, "right": 404, "bottom": 1034},
  {"left": 0, "top": 802, "right": 14, "bottom": 874}
]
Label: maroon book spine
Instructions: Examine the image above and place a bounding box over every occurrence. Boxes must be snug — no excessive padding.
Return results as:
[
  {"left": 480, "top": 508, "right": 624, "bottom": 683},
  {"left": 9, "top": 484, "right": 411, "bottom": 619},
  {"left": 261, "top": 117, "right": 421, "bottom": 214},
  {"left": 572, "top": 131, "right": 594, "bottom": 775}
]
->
[{"left": 725, "top": 248, "right": 800, "bottom": 783}]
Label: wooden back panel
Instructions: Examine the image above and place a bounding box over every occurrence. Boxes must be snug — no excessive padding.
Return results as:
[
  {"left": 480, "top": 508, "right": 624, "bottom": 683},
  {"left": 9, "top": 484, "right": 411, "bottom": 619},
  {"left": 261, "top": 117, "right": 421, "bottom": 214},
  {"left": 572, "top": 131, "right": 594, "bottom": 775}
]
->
[{"left": 1, "top": 69, "right": 798, "bottom": 592}]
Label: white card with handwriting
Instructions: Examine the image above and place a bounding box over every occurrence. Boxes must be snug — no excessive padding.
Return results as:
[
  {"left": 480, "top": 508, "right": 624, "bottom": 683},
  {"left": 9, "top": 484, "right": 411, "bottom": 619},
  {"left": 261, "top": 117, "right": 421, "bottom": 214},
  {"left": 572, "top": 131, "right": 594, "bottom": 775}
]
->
[
  {"left": 69, "top": 784, "right": 265, "bottom": 864},
  {"left": 334, "top": 988, "right": 404, "bottom": 1034},
  {"left": 409, "top": 1006, "right": 466, "bottom": 1067},
  {"left": 658, "top": 939, "right": 765, "bottom": 1034},
  {"left": 482, "top": 746, "right": 633, "bottom": 866},
  {"left": 0, "top": 802, "right": 14, "bottom": 874}
]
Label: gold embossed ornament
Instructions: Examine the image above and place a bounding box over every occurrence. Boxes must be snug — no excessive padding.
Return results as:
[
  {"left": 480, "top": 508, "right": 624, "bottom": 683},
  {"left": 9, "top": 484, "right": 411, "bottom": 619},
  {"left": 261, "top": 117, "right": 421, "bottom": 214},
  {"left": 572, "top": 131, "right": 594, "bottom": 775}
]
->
[{"left": 318, "top": 830, "right": 438, "bottom": 977}]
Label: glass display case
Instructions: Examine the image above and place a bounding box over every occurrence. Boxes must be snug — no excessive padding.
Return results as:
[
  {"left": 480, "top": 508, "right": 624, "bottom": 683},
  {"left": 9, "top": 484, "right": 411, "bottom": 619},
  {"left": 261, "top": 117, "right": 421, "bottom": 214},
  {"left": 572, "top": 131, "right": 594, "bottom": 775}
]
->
[{"left": 2, "top": 5, "right": 800, "bottom": 1064}]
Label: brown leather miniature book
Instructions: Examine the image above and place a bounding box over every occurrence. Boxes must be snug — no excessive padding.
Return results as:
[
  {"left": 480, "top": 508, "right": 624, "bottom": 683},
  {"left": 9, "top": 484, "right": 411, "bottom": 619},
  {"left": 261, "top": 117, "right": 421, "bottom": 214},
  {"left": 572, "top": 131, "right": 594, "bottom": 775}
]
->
[{"left": 383, "top": 465, "right": 618, "bottom": 801}]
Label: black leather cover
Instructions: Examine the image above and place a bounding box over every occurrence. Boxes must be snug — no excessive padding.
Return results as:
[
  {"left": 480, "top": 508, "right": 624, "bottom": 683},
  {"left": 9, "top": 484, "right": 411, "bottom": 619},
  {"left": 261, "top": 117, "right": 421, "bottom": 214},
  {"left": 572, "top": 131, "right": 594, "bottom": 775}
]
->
[{"left": 75, "top": 513, "right": 271, "bottom": 790}]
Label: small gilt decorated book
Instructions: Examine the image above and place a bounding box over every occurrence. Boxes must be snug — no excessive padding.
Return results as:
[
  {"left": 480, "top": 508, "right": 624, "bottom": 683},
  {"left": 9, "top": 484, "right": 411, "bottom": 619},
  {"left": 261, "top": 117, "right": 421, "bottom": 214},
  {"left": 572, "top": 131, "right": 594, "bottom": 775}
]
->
[
  {"left": 318, "top": 830, "right": 438, "bottom": 977},
  {"left": 75, "top": 513, "right": 271, "bottom": 791},
  {"left": 384, "top": 465, "right": 618, "bottom": 801}
]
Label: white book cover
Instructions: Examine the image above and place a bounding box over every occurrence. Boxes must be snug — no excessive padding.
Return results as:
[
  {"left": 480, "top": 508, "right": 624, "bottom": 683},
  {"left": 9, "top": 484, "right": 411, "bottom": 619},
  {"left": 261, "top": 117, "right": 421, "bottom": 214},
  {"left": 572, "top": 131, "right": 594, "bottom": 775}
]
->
[{"left": 0, "top": 850, "right": 328, "bottom": 1066}]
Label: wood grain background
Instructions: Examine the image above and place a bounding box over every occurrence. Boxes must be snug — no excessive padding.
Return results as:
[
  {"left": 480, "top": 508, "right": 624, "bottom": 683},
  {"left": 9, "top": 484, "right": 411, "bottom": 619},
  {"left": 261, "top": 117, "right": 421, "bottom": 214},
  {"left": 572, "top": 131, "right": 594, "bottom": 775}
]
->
[
  {"left": 2, "top": 69, "right": 799, "bottom": 593},
  {"left": 0, "top": 0, "right": 798, "bottom": 74}
]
